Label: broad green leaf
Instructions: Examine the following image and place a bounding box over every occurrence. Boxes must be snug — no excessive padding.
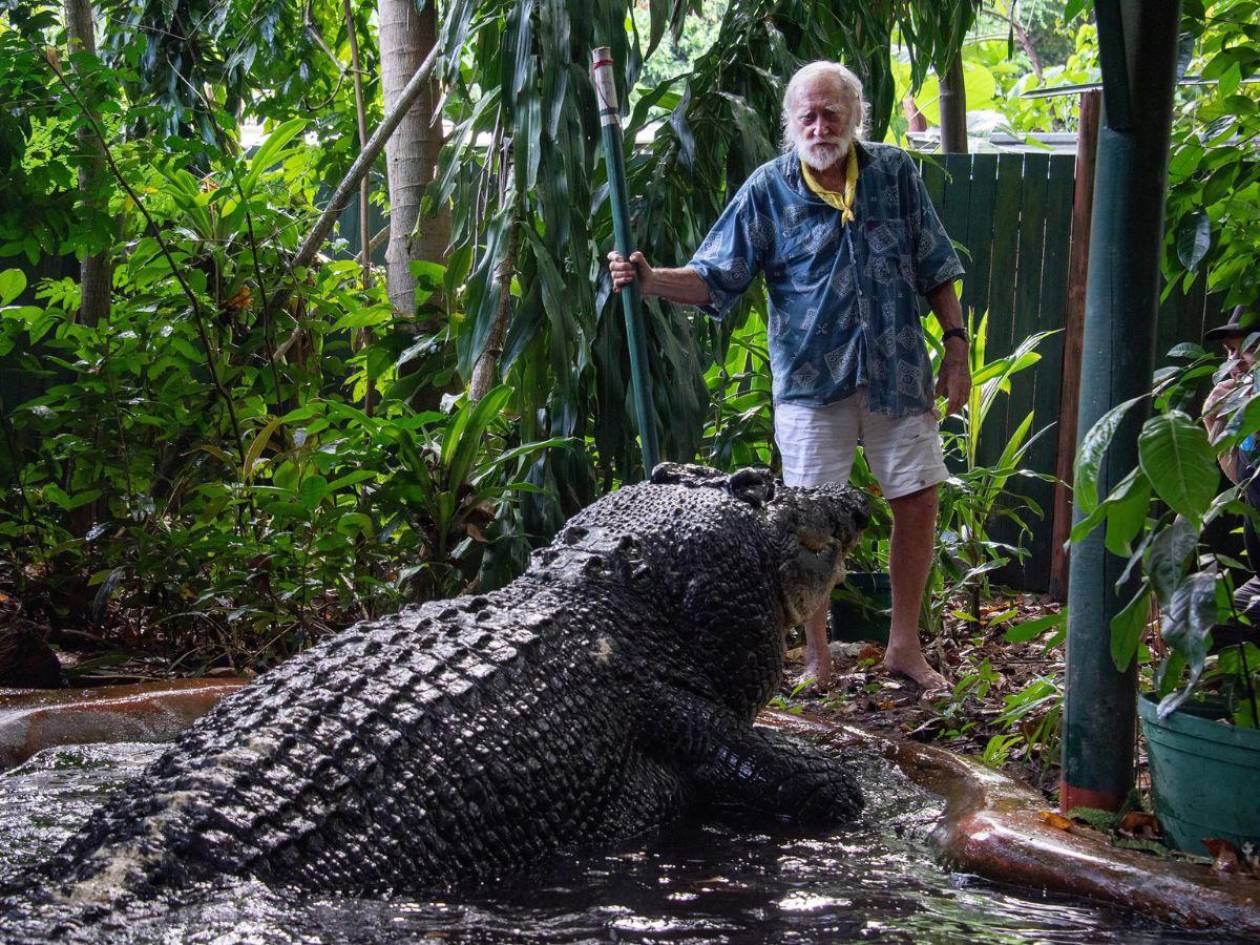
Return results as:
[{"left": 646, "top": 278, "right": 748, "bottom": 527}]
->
[
  {"left": 242, "top": 118, "right": 306, "bottom": 196},
  {"left": 445, "top": 386, "right": 513, "bottom": 492},
  {"left": 299, "top": 474, "right": 329, "bottom": 510},
  {"left": 1073, "top": 394, "right": 1147, "bottom": 515},
  {"left": 1165, "top": 341, "right": 1206, "bottom": 360},
  {"left": 0, "top": 268, "right": 26, "bottom": 305},
  {"left": 1004, "top": 610, "right": 1065, "bottom": 643},
  {"left": 1219, "top": 62, "right": 1243, "bottom": 97},
  {"left": 1158, "top": 570, "right": 1221, "bottom": 718},
  {"left": 1110, "top": 585, "right": 1150, "bottom": 673},
  {"left": 242, "top": 415, "right": 282, "bottom": 479},
  {"left": 1144, "top": 516, "right": 1198, "bottom": 605},
  {"left": 1104, "top": 467, "right": 1151, "bottom": 557},
  {"left": 327, "top": 470, "right": 378, "bottom": 492},
  {"left": 336, "top": 512, "right": 374, "bottom": 538},
  {"left": 1176, "top": 211, "right": 1211, "bottom": 271},
  {"left": 1137, "top": 411, "right": 1217, "bottom": 522}
]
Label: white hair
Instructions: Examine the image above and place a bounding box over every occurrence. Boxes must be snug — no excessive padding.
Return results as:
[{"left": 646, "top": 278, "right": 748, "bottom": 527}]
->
[{"left": 781, "top": 61, "right": 868, "bottom": 152}]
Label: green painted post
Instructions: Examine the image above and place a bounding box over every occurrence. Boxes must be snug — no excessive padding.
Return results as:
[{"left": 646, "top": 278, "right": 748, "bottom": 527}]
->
[
  {"left": 1062, "top": 0, "right": 1182, "bottom": 813},
  {"left": 591, "top": 47, "right": 660, "bottom": 478}
]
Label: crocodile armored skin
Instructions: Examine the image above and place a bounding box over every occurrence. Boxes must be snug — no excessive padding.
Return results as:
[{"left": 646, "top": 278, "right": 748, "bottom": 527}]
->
[{"left": 13, "top": 464, "right": 868, "bottom": 911}]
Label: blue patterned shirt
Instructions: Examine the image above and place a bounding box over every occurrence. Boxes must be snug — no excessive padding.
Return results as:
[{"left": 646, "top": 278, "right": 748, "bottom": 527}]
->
[{"left": 687, "top": 143, "right": 964, "bottom": 417}]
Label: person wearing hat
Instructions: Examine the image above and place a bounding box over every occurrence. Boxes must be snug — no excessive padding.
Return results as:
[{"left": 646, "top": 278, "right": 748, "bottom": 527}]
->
[{"left": 1202, "top": 304, "right": 1260, "bottom": 625}]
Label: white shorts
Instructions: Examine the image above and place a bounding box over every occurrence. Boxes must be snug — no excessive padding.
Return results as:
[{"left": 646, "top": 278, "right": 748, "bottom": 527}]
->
[{"left": 774, "top": 391, "right": 949, "bottom": 500}]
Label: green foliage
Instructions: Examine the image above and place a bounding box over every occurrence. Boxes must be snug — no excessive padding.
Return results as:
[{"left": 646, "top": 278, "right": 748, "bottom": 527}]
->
[
  {"left": 929, "top": 311, "right": 1057, "bottom": 627},
  {"left": 1164, "top": 0, "right": 1260, "bottom": 309},
  {"left": 632, "top": 0, "right": 726, "bottom": 91},
  {"left": 994, "top": 23, "right": 1099, "bottom": 134},
  {"left": 0, "top": 102, "right": 561, "bottom": 667},
  {"left": 1072, "top": 343, "right": 1260, "bottom": 725}
]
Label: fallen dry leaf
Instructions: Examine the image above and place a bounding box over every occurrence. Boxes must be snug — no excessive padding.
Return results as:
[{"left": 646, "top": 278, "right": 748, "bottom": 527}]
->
[
  {"left": 1038, "top": 811, "right": 1074, "bottom": 831},
  {"left": 857, "top": 644, "right": 884, "bottom": 663}
]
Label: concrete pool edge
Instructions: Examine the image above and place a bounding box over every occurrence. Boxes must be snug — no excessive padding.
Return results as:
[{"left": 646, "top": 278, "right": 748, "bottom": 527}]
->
[{"left": 763, "top": 709, "right": 1260, "bottom": 939}]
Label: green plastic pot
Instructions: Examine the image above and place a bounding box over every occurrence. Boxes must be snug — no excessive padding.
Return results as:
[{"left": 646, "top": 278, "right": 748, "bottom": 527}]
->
[
  {"left": 829, "top": 571, "right": 892, "bottom": 645},
  {"left": 1137, "top": 691, "right": 1260, "bottom": 856}
]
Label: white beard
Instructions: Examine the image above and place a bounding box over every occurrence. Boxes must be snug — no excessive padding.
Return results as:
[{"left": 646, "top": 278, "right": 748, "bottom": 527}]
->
[{"left": 794, "top": 133, "right": 853, "bottom": 172}]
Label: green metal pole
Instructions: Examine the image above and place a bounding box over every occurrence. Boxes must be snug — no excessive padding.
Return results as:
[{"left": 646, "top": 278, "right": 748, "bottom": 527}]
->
[
  {"left": 1062, "top": 0, "right": 1181, "bottom": 813},
  {"left": 591, "top": 47, "right": 661, "bottom": 479}
]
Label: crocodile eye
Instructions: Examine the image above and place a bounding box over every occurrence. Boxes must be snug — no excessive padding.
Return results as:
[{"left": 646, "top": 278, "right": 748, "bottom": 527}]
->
[{"left": 798, "top": 527, "right": 830, "bottom": 553}]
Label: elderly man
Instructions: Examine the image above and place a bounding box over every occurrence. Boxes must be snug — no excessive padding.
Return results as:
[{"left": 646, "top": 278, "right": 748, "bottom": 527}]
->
[{"left": 608, "top": 60, "right": 969, "bottom": 690}]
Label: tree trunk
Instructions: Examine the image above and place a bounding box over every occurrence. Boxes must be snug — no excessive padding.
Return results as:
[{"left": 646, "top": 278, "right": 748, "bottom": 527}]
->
[
  {"left": 937, "top": 54, "right": 968, "bottom": 154},
  {"left": 1048, "top": 89, "right": 1102, "bottom": 602},
  {"left": 63, "top": 0, "right": 110, "bottom": 326},
  {"left": 378, "top": 0, "right": 449, "bottom": 318}
]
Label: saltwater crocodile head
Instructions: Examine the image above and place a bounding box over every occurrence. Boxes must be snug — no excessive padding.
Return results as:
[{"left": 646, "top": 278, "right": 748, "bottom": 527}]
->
[
  {"left": 648, "top": 463, "right": 869, "bottom": 628},
  {"left": 765, "top": 480, "right": 870, "bottom": 626}
]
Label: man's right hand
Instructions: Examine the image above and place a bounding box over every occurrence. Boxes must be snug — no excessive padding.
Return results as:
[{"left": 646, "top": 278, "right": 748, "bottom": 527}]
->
[{"left": 608, "top": 251, "right": 652, "bottom": 294}]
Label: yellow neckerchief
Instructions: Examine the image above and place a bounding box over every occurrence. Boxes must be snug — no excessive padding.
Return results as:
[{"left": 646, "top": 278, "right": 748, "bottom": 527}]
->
[{"left": 800, "top": 143, "right": 859, "bottom": 224}]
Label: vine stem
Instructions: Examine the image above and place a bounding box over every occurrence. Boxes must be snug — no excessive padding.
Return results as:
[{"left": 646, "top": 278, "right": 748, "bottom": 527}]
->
[{"left": 42, "top": 48, "right": 247, "bottom": 462}]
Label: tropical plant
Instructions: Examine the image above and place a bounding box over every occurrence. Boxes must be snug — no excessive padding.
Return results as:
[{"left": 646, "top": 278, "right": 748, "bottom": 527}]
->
[
  {"left": 1164, "top": 0, "right": 1260, "bottom": 312},
  {"left": 1070, "top": 341, "right": 1259, "bottom": 726},
  {"left": 430, "top": 0, "right": 983, "bottom": 498},
  {"left": 0, "top": 108, "right": 563, "bottom": 668},
  {"left": 700, "top": 307, "right": 774, "bottom": 471},
  {"left": 929, "top": 310, "right": 1057, "bottom": 627}
]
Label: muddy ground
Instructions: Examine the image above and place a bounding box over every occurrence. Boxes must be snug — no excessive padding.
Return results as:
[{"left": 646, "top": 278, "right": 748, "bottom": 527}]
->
[{"left": 781, "top": 592, "right": 1067, "bottom": 800}]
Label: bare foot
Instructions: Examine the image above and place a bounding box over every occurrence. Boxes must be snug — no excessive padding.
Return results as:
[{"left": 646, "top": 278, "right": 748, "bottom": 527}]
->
[
  {"left": 882, "top": 648, "right": 947, "bottom": 691},
  {"left": 797, "top": 653, "right": 833, "bottom": 691}
]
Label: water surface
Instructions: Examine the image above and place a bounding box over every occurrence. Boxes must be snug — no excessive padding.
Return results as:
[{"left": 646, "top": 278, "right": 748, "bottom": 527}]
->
[{"left": 0, "top": 741, "right": 1237, "bottom": 944}]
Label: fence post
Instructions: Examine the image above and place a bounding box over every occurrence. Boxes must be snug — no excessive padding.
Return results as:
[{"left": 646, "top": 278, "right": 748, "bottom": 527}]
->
[{"left": 1049, "top": 89, "right": 1101, "bottom": 602}]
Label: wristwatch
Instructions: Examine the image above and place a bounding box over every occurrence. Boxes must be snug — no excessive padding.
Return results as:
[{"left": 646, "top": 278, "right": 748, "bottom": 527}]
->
[{"left": 942, "top": 327, "right": 968, "bottom": 345}]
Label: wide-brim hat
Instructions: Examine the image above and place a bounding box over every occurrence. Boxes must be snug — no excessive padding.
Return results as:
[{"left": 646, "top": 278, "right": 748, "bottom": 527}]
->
[{"left": 1205, "top": 305, "right": 1260, "bottom": 342}]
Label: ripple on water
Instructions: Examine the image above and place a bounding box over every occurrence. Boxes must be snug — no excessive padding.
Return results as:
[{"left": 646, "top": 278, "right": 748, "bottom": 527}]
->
[{"left": 0, "top": 742, "right": 1240, "bottom": 944}]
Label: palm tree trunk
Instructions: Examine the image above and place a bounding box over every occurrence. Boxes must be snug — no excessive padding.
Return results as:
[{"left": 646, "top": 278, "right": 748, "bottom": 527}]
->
[
  {"left": 63, "top": 0, "right": 110, "bottom": 326},
  {"left": 378, "top": 0, "right": 449, "bottom": 318},
  {"left": 938, "top": 55, "right": 968, "bottom": 154}
]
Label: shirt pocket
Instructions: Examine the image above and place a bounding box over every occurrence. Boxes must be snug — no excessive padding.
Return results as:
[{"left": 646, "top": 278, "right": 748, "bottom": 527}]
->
[{"left": 775, "top": 219, "right": 846, "bottom": 282}]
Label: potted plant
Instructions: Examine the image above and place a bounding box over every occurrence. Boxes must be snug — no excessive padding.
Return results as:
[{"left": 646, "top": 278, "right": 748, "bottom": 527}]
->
[
  {"left": 825, "top": 448, "right": 892, "bottom": 643},
  {"left": 1072, "top": 340, "right": 1260, "bottom": 855}
]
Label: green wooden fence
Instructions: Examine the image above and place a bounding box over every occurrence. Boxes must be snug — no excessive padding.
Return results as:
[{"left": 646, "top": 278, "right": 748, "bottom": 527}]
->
[
  {"left": 917, "top": 152, "right": 1075, "bottom": 592},
  {"left": 918, "top": 151, "right": 1225, "bottom": 592}
]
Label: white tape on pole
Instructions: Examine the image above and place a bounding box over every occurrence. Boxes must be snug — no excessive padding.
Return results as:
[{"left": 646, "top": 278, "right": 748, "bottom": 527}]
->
[{"left": 591, "top": 46, "right": 620, "bottom": 128}]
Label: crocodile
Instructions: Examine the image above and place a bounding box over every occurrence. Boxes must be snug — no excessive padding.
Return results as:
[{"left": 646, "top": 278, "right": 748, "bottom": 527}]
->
[{"left": 8, "top": 463, "right": 868, "bottom": 920}]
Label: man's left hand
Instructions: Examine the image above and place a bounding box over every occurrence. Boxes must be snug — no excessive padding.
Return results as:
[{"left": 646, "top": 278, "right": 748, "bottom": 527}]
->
[{"left": 935, "top": 344, "right": 971, "bottom": 416}]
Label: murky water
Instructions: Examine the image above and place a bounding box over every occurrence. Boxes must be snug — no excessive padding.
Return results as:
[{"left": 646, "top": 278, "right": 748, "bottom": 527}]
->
[{"left": 0, "top": 741, "right": 1239, "bottom": 944}]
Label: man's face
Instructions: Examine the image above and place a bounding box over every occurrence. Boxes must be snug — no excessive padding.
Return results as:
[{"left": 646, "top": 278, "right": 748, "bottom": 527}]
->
[
  {"left": 786, "top": 77, "right": 854, "bottom": 172},
  {"left": 1224, "top": 337, "right": 1257, "bottom": 382}
]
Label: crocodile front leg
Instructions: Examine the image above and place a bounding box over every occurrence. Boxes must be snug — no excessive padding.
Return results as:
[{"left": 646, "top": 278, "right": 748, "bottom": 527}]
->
[{"left": 653, "top": 690, "right": 863, "bottom": 824}]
